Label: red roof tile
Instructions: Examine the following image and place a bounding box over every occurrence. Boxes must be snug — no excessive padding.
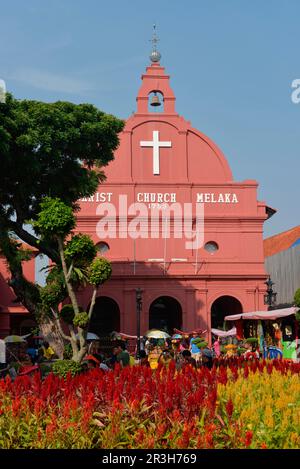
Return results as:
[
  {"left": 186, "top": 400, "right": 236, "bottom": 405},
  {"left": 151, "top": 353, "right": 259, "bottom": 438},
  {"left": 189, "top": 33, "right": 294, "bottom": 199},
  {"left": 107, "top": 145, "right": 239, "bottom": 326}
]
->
[{"left": 264, "top": 225, "right": 300, "bottom": 257}]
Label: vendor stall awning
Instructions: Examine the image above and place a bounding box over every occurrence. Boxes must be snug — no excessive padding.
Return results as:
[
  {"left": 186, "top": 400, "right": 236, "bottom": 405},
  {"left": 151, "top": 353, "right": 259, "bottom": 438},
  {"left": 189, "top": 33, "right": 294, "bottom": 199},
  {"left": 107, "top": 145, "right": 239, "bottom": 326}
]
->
[
  {"left": 225, "top": 306, "right": 298, "bottom": 321},
  {"left": 211, "top": 327, "right": 237, "bottom": 337}
]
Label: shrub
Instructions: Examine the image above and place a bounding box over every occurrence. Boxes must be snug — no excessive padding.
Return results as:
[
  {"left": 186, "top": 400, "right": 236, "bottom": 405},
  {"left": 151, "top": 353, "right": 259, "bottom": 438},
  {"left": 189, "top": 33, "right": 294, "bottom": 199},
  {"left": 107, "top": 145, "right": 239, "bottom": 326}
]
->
[
  {"left": 40, "top": 281, "right": 65, "bottom": 307},
  {"left": 60, "top": 304, "right": 75, "bottom": 324},
  {"left": 52, "top": 360, "right": 82, "bottom": 378},
  {"left": 64, "top": 233, "right": 97, "bottom": 266},
  {"left": 34, "top": 197, "right": 76, "bottom": 239},
  {"left": 88, "top": 257, "right": 112, "bottom": 286},
  {"left": 73, "top": 312, "right": 89, "bottom": 328},
  {"left": 63, "top": 343, "right": 73, "bottom": 359}
]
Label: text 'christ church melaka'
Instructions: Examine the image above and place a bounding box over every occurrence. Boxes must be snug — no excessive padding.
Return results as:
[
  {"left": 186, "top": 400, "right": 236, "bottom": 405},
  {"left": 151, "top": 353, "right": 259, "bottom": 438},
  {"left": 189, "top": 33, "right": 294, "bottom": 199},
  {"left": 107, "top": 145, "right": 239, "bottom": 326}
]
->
[{"left": 0, "top": 45, "right": 275, "bottom": 341}]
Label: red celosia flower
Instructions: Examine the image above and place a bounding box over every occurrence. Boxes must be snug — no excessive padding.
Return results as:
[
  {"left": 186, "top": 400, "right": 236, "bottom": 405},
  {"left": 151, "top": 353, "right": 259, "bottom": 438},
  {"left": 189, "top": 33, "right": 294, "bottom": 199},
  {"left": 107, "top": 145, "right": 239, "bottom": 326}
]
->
[
  {"left": 225, "top": 399, "right": 234, "bottom": 418},
  {"left": 244, "top": 364, "right": 249, "bottom": 378},
  {"left": 244, "top": 430, "right": 253, "bottom": 447},
  {"left": 134, "top": 428, "right": 146, "bottom": 445},
  {"left": 146, "top": 436, "right": 155, "bottom": 448},
  {"left": 177, "top": 429, "right": 190, "bottom": 448},
  {"left": 205, "top": 432, "right": 214, "bottom": 448}
]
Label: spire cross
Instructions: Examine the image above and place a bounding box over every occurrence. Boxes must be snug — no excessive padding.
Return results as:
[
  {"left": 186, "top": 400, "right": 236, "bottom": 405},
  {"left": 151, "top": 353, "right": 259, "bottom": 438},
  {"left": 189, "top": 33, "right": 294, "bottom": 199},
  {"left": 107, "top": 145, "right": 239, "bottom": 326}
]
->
[{"left": 150, "top": 23, "right": 159, "bottom": 51}]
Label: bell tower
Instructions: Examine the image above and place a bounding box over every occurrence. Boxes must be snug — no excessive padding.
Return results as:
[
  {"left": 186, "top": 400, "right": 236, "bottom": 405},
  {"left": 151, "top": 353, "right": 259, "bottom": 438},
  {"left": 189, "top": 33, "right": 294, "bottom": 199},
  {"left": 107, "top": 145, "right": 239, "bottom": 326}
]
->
[{"left": 136, "top": 25, "right": 177, "bottom": 115}]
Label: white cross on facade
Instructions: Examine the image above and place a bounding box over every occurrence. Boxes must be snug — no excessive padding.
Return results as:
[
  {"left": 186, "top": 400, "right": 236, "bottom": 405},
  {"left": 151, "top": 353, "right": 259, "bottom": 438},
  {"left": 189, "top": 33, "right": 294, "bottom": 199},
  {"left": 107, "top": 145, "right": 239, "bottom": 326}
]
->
[{"left": 140, "top": 130, "right": 172, "bottom": 175}]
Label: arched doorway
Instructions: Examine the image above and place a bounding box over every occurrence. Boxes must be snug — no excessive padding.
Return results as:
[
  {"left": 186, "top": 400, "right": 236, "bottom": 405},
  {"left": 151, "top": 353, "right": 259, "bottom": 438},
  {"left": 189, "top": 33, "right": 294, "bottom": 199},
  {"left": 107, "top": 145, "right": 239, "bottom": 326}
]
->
[
  {"left": 149, "top": 296, "right": 182, "bottom": 334},
  {"left": 89, "top": 296, "right": 120, "bottom": 336},
  {"left": 211, "top": 296, "right": 243, "bottom": 330}
]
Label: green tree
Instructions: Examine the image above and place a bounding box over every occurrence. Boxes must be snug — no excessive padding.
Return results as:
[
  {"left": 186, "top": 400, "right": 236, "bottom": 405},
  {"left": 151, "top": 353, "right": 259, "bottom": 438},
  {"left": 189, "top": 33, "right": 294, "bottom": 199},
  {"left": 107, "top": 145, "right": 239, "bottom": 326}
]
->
[
  {"left": 294, "top": 288, "right": 300, "bottom": 308},
  {"left": 35, "top": 198, "right": 112, "bottom": 362},
  {"left": 0, "top": 93, "right": 123, "bottom": 359}
]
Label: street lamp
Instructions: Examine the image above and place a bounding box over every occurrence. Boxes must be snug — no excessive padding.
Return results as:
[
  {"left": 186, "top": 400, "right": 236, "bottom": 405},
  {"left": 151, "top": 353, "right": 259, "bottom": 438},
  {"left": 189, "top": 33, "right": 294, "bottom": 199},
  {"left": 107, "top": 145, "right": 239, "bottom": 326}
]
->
[
  {"left": 136, "top": 288, "right": 142, "bottom": 359},
  {"left": 264, "top": 277, "right": 277, "bottom": 310}
]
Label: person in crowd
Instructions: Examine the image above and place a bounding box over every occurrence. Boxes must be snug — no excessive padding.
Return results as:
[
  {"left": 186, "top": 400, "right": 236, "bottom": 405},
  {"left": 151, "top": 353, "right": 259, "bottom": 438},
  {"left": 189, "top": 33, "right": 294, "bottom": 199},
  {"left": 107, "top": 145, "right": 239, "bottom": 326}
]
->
[
  {"left": 158, "top": 349, "right": 173, "bottom": 367},
  {"left": 243, "top": 343, "right": 259, "bottom": 360},
  {"left": 213, "top": 336, "right": 221, "bottom": 358},
  {"left": 181, "top": 349, "right": 197, "bottom": 368},
  {"left": 189, "top": 332, "right": 202, "bottom": 363},
  {"left": 144, "top": 338, "right": 151, "bottom": 356},
  {"left": 147, "top": 342, "right": 162, "bottom": 370},
  {"left": 26, "top": 340, "right": 39, "bottom": 365},
  {"left": 85, "top": 355, "right": 99, "bottom": 370},
  {"left": 273, "top": 323, "right": 283, "bottom": 350},
  {"left": 81, "top": 353, "right": 108, "bottom": 371},
  {"left": 39, "top": 341, "right": 55, "bottom": 361},
  {"left": 113, "top": 342, "right": 130, "bottom": 367},
  {"left": 108, "top": 346, "right": 118, "bottom": 368},
  {"left": 18, "top": 343, "right": 32, "bottom": 367},
  {"left": 138, "top": 350, "right": 150, "bottom": 367},
  {"left": 94, "top": 353, "right": 111, "bottom": 371},
  {"left": 200, "top": 346, "right": 214, "bottom": 369}
]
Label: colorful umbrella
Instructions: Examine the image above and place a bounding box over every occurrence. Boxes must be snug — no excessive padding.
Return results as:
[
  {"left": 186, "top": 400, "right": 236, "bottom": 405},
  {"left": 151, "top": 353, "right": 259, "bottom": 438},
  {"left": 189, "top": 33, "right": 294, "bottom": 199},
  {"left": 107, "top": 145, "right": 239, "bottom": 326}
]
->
[
  {"left": 75, "top": 332, "right": 100, "bottom": 341},
  {"left": 4, "top": 335, "right": 27, "bottom": 343},
  {"left": 145, "top": 329, "right": 170, "bottom": 339},
  {"left": 86, "top": 332, "right": 100, "bottom": 341},
  {"left": 171, "top": 333, "right": 182, "bottom": 339}
]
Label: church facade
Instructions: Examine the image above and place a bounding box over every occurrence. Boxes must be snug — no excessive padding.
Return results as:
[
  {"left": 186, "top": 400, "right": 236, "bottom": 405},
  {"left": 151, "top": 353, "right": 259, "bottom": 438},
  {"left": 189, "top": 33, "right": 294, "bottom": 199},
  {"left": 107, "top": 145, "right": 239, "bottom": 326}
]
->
[{"left": 0, "top": 52, "right": 274, "bottom": 342}]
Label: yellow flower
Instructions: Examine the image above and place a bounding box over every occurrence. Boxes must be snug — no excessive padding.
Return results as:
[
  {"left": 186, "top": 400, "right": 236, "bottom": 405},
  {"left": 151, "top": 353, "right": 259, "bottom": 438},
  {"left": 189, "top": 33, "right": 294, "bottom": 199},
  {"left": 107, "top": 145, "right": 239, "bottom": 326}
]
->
[{"left": 264, "top": 406, "right": 274, "bottom": 428}]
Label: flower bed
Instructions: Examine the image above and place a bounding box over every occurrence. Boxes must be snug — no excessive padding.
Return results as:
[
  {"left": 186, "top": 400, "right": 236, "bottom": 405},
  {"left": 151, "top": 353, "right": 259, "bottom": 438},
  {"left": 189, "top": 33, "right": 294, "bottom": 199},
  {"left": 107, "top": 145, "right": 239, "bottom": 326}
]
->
[{"left": 0, "top": 359, "right": 299, "bottom": 448}]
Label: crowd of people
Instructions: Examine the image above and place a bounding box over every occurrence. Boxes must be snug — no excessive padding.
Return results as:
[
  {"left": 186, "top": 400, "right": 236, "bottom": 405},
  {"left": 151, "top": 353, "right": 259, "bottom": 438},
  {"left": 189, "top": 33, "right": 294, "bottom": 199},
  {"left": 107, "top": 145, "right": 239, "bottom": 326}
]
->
[
  {"left": 83, "top": 332, "right": 215, "bottom": 371},
  {"left": 0, "top": 338, "right": 57, "bottom": 379},
  {"left": 0, "top": 329, "right": 275, "bottom": 380}
]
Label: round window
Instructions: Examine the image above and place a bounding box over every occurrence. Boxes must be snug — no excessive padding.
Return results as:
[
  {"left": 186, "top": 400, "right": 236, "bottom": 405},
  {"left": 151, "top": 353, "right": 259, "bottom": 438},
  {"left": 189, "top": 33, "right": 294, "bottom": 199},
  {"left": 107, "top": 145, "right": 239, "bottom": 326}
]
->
[
  {"left": 204, "top": 241, "right": 219, "bottom": 253},
  {"left": 96, "top": 242, "right": 110, "bottom": 254}
]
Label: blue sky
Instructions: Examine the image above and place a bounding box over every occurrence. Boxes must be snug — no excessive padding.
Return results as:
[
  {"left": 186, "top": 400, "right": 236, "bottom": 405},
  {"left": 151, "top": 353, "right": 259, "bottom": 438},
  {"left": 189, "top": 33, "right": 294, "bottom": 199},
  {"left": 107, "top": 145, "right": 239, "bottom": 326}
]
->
[{"left": 1, "top": 0, "right": 299, "bottom": 238}]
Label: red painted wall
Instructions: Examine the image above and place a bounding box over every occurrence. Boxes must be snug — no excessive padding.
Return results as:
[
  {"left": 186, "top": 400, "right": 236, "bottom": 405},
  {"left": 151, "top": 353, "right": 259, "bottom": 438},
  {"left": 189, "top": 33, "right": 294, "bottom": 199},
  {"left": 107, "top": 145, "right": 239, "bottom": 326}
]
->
[{"left": 0, "top": 60, "right": 270, "bottom": 341}]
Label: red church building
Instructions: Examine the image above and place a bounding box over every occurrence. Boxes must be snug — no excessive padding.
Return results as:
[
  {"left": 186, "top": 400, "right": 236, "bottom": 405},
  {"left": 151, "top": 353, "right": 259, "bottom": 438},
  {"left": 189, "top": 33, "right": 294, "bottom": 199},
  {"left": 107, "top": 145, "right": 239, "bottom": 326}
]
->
[{"left": 0, "top": 47, "right": 275, "bottom": 343}]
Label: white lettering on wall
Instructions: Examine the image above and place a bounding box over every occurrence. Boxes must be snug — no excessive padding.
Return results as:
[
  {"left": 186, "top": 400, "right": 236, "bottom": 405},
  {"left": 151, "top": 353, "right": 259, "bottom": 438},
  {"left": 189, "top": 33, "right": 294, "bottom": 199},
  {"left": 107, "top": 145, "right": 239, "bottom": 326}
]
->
[
  {"left": 81, "top": 192, "right": 113, "bottom": 203},
  {"left": 196, "top": 193, "right": 239, "bottom": 203},
  {"left": 136, "top": 193, "right": 177, "bottom": 203}
]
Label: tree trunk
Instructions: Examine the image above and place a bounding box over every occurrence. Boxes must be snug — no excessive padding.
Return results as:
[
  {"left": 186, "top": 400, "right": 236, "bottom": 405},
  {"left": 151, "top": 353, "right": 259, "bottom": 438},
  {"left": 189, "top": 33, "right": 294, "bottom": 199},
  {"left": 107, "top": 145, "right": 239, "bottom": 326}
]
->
[
  {"left": 57, "top": 237, "right": 80, "bottom": 315},
  {"left": 39, "top": 319, "right": 65, "bottom": 359}
]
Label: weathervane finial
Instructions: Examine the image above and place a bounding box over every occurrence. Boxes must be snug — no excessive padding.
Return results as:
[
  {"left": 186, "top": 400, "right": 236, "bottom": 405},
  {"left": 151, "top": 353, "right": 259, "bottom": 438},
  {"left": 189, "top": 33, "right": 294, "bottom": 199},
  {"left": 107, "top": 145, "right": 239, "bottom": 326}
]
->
[{"left": 149, "top": 23, "right": 161, "bottom": 63}]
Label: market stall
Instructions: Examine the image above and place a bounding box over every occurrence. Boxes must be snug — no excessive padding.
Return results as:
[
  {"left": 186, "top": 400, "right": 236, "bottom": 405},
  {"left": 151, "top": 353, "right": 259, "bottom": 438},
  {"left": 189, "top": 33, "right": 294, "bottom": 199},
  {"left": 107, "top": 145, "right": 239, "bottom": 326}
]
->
[{"left": 225, "top": 307, "right": 299, "bottom": 361}]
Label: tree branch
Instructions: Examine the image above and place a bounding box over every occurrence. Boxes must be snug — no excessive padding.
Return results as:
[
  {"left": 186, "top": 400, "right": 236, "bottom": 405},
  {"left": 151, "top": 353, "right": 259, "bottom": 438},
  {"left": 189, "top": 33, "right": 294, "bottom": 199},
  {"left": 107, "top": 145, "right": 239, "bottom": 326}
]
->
[
  {"left": 66, "top": 262, "right": 74, "bottom": 282},
  {"left": 77, "top": 327, "right": 86, "bottom": 350},
  {"left": 88, "top": 286, "right": 98, "bottom": 321},
  {"left": 50, "top": 307, "right": 72, "bottom": 342},
  {"left": 57, "top": 237, "right": 80, "bottom": 315},
  {"left": 8, "top": 219, "right": 60, "bottom": 263},
  {"left": 67, "top": 324, "right": 80, "bottom": 359},
  {"left": 0, "top": 230, "right": 40, "bottom": 316},
  {"left": 67, "top": 323, "right": 79, "bottom": 345}
]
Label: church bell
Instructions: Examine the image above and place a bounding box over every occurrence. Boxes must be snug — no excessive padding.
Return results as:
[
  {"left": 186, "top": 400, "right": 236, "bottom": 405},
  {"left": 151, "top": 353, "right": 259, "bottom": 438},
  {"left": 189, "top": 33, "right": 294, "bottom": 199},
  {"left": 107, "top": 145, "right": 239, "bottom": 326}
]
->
[{"left": 150, "top": 92, "right": 161, "bottom": 107}]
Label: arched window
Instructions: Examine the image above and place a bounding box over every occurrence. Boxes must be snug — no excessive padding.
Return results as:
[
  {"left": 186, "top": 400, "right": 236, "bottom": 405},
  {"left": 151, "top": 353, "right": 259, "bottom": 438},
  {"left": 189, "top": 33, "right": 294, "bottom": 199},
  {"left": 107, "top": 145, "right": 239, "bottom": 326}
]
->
[{"left": 96, "top": 242, "right": 110, "bottom": 254}]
